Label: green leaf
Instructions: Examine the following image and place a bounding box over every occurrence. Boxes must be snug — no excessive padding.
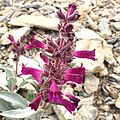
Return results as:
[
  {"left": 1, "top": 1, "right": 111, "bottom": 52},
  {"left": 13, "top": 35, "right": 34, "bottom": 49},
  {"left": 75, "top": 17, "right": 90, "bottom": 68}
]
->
[
  {"left": 26, "top": 90, "right": 35, "bottom": 102},
  {"left": 5, "top": 69, "right": 14, "bottom": 77},
  {"left": 0, "top": 91, "right": 29, "bottom": 109},
  {"left": 0, "top": 107, "right": 37, "bottom": 118},
  {"left": 0, "top": 98, "right": 14, "bottom": 111},
  {"left": 7, "top": 76, "right": 17, "bottom": 91}
]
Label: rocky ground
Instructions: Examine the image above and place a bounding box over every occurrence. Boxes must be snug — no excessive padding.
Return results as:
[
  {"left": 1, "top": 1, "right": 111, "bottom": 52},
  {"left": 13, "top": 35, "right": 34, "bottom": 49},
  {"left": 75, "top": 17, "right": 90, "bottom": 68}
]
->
[{"left": 0, "top": 0, "right": 120, "bottom": 120}]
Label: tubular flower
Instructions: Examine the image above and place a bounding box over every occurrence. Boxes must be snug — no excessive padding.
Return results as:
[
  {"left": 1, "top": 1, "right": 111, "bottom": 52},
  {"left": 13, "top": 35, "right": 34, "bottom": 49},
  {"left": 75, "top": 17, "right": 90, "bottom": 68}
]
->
[
  {"left": 8, "top": 35, "right": 15, "bottom": 44},
  {"left": 20, "top": 64, "right": 43, "bottom": 82},
  {"left": 24, "top": 37, "right": 46, "bottom": 49},
  {"left": 29, "top": 94, "right": 42, "bottom": 111},
  {"left": 64, "top": 65, "right": 85, "bottom": 84},
  {"left": 48, "top": 81, "right": 63, "bottom": 104},
  {"left": 61, "top": 99, "right": 78, "bottom": 113},
  {"left": 73, "top": 49, "right": 96, "bottom": 61},
  {"left": 65, "top": 93, "right": 80, "bottom": 104}
]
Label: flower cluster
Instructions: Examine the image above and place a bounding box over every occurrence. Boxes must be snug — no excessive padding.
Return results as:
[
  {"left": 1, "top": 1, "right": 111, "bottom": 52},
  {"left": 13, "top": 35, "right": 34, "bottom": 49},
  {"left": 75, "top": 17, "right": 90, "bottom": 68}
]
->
[{"left": 9, "top": 4, "right": 95, "bottom": 113}]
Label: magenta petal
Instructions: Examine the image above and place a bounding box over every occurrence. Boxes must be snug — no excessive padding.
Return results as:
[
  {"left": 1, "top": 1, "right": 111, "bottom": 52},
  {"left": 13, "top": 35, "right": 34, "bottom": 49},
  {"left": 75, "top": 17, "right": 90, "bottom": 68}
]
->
[
  {"left": 40, "top": 53, "right": 49, "bottom": 64},
  {"left": 57, "top": 8, "right": 66, "bottom": 20},
  {"left": 48, "top": 81, "right": 63, "bottom": 103},
  {"left": 65, "top": 93, "right": 80, "bottom": 104},
  {"left": 65, "top": 65, "right": 85, "bottom": 76},
  {"left": 64, "top": 74, "right": 83, "bottom": 84},
  {"left": 21, "top": 64, "right": 43, "bottom": 82},
  {"left": 29, "top": 95, "right": 42, "bottom": 111},
  {"left": 8, "top": 35, "right": 15, "bottom": 44},
  {"left": 29, "top": 37, "right": 46, "bottom": 49},
  {"left": 73, "top": 49, "right": 95, "bottom": 60},
  {"left": 67, "top": 4, "right": 76, "bottom": 16},
  {"left": 61, "top": 99, "right": 78, "bottom": 113},
  {"left": 24, "top": 44, "right": 37, "bottom": 49}
]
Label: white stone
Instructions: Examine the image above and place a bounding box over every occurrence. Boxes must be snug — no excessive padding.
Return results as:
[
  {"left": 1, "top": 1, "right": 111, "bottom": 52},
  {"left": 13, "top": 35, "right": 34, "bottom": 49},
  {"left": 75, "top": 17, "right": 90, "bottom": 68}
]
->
[
  {"left": 84, "top": 75, "right": 99, "bottom": 94},
  {"left": 0, "top": 27, "right": 30, "bottom": 45}
]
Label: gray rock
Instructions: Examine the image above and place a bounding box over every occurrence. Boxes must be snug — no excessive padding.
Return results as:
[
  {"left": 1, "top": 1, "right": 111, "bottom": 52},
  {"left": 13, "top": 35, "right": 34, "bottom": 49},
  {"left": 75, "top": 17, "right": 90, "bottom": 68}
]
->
[
  {"left": 84, "top": 75, "right": 99, "bottom": 94},
  {"left": 73, "top": 105, "right": 98, "bottom": 120},
  {"left": 75, "top": 28, "right": 103, "bottom": 40},
  {"left": 98, "top": 18, "right": 112, "bottom": 39},
  {"left": 115, "top": 93, "right": 120, "bottom": 108},
  {"left": 0, "top": 27, "right": 30, "bottom": 45},
  {"left": 113, "top": 114, "right": 120, "bottom": 120},
  {"left": 8, "top": 15, "right": 60, "bottom": 31}
]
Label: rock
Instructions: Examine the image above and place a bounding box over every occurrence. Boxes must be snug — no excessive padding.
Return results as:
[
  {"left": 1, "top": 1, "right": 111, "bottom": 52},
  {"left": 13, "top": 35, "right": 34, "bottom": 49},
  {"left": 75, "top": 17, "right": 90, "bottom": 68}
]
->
[
  {"left": 84, "top": 75, "right": 99, "bottom": 94},
  {"left": 79, "top": 95, "right": 94, "bottom": 106},
  {"left": 87, "top": 18, "right": 98, "bottom": 30},
  {"left": 98, "top": 18, "right": 112, "bottom": 39},
  {"left": 73, "top": 105, "right": 98, "bottom": 120},
  {"left": 112, "top": 13, "right": 120, "bottom": 22},
  {"left": 106, "top": 113, "right": 113, "bottom": 120},
  {"left": 8, "top": 15, "right": 60, "bottom": 31},
  {"left": 73, "top": 39, "right": 116, "bottom": 73},
  {"left": 3, "top": 0, "right": 13, "bottom": 6},
  {"left": 0, "top": 27, "right": 30, "bottom": 45},
  {"left": 75, "top": 28, "right": 103, "bottom": 40},
  {"left": 113, "top": 65, "right": 120, "bottom": 74},
  {"left": 111, "top": 22, "right": 120, "bottom": 30},
  {"left": 108, "top": 74, "right": 120, "bottom": 82},
  {"left": 113, "top": 114, "right": 120, "bottom": 120},
  {"left": 101, "top": 9, "right": 111, "bottom": 17},
  {"left": 99, "top": 105, "right": 110, "bottom": 112},
  {"left": 105, "top": 85, "right": 118, "bottom": 99},
  {"left": 0, "top": 26, "right": 8, "bottom": 34},
  {"left": 99, "top": 66, "right": 108, "bottom": 76},
  {"left": 115, "top": 93, "right": 120, "bottom": 108}
]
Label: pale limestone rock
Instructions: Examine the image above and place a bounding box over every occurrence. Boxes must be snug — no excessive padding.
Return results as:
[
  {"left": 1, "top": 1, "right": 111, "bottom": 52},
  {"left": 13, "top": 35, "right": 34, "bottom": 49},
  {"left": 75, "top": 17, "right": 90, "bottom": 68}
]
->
[
  {"left": 87, "top": 18, "right": 98, "bottom": 30},
  {"left": 73, "top": 39, "right": 116, "bottom": 73},
  {"left": 75, "top": 28, "right": 103, "bottom": 40},
  {"left": 111, "top": 22, "right": 120, "bottom": 30},
  {"left": 98, "top": 18, "right": 112, "bottom": 39},
  {"left": 0, "top": 27, "right": 30, "bottom": 45},
  {"left": 115, "top": 93, "right": 120, "bottom": 108},
  {"left": 84, "top": 75, "right": 99, "bottom": 94},
  {"left": 112, "top": 13, "right": 120, "bottom": 22},
  {"left": 0, "top": 26, "right": 8, "bottom": 34},
  {"left": 8, "top": 15, "right": 60, "bottom": 31},
  {"left": 73, "top": 105, "right": 98, "bottom": 120}
]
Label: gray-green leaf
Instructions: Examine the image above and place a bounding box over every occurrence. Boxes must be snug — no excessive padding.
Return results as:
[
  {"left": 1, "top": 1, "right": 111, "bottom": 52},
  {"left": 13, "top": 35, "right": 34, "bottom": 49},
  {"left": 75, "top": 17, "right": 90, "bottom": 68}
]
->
[{"left": 0, "top": 91, "right": 29, "bottom": 109}]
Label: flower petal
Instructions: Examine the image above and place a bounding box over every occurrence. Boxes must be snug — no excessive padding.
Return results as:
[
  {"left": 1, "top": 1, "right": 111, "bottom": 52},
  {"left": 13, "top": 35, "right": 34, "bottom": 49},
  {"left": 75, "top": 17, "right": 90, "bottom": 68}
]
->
[
  {"left": 64, "top": 74, "right": 83, "bottom": 84},
  {"left": 29, "top": 95, "right": 42, "bottom": 111},
  {"left": 65, "top": 64, "right": 85, "bottom": 76},
  {"left": 29, "top": 37, "right": 46, "bottom": 49},
  {"left": 8, "top": 35, "right": 15, "bottom": 44},
  {"left": 40, "top": 53, "right": 49, "bottom": 64},
  {"left": 67, "top": 4, "right": 76, "bottom": 16},
  {"left": 73, "top": 49, "right": 95, "bottom": 60},
  {"left": 57, "top": 8, "right": 66, "bottom": 20},
  {"left": 20, "top": 64, "right": 43, "bottom": 82},
  {"left": 61, "top": 99, "right": 78, "bottom": 113},
  {"left": 65, "top": 93, "right": 80, "bottom": 104}
]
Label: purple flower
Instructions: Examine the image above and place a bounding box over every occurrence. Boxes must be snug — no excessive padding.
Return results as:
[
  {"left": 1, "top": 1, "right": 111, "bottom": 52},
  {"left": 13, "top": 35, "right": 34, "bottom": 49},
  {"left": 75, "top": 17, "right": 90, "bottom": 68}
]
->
[
  {"left": 64, "top": 65, "right": 85, "bottom": 84},
  {"left": 61, "top": 99, "right": 78, "bottom": 113},
  {"left": 65, "top": 93, "right": 80, "bottom": 104},
  {"left": 8, "top": 35, "right": 15, "bottom": 44},
  {"left": 67, "top": 4, "right": 80, "bottom": 22},
  {"left": 40, "top": 53, "right": 49, "bottom": 64},
  {"left": 20, "top": 64, "right": 43, "bottom": 82},
  {"left": 24, "top": 37, "right": 46, "bottom": 49},
  {"left": 48, "top": 81, "right": 62, "bottom": 103},
  {"left": 57, "top": 4, "right": 80, "bottom": 22},
  {"left": 73, "top": 49, "right": 96, "bottom": 61},
  {"left": 29, "top": 94, "right": 42, "bottom": 111}
]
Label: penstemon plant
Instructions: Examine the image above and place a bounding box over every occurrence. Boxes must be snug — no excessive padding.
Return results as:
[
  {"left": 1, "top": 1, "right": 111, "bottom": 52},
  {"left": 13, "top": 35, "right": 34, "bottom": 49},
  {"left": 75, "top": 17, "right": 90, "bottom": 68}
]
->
[{"left": 0, "top": 4, "right": 95, "bottom": 119}]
